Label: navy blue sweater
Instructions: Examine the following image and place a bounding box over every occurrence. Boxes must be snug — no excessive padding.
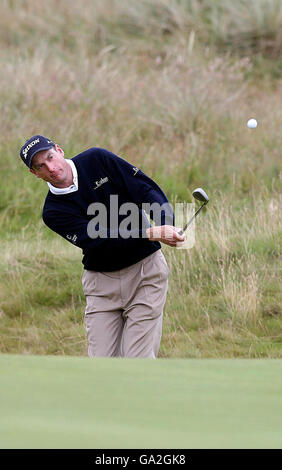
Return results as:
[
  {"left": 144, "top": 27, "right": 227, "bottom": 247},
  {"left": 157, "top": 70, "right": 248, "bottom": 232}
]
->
[{"left": 42, "top": 148, "right": 174, "bottom": 271}]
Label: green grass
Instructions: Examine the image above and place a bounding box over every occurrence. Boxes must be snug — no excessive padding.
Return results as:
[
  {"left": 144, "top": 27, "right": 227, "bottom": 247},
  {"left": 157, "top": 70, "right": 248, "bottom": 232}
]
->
[{"left": 0, "top": 354, "right": 282, "bottom": 449}]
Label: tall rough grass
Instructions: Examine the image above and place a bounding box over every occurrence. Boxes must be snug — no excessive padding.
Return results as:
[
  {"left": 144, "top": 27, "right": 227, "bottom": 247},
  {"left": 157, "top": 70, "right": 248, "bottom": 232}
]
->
[
  {"left": 0, "top": 0, "right": 281, "bottom": 357},
  {"left": 162, "top": 189, "right": 281, "bottom": 357}
]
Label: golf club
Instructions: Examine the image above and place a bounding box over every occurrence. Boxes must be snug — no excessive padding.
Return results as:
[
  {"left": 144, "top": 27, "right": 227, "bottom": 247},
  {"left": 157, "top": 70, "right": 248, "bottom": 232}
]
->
[{"left": 178, "top": 188, "right": 209, "bottom": 236}]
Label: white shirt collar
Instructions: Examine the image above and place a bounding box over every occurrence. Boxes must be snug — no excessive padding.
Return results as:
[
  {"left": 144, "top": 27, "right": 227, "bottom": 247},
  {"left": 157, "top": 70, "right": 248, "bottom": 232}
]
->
[{"left": 47, "top": 159, "right": 78, "bottom": 195}]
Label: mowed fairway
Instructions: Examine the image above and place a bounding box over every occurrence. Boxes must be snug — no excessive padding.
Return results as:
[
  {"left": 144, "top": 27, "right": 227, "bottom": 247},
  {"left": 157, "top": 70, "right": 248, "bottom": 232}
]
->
[{"left": 0, "top": 354, "right": 281, "bottom": 449}]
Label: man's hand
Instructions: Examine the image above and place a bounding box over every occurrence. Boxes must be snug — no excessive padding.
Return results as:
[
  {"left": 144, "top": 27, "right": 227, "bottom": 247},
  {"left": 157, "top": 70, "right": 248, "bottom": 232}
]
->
[{"left": 146, "top": 225, "right": 185, "bottom": 247}]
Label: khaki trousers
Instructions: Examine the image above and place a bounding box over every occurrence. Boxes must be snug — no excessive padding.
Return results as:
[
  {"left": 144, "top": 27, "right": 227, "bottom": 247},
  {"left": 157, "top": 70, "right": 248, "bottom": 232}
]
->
[{"left": 82, "top": 250, "right": 169, "bottom": 358}]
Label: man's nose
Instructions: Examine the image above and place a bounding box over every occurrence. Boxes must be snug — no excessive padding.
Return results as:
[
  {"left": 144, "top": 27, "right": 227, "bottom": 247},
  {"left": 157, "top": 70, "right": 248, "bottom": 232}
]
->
[{"left": 45, "top": 161, "right": 56, "bottom": 172}]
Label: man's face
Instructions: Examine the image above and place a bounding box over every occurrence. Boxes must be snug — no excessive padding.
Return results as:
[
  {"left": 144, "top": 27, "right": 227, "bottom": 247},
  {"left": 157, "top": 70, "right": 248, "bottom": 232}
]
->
[{"left": 30, "top": 145, "right": 69, "bottom": 186}]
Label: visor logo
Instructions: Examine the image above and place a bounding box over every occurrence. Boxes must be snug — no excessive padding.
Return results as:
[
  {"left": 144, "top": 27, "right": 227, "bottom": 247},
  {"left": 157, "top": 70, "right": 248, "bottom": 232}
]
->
[{"left": 22, "top": 138, "right": 40, "bottom": 158}]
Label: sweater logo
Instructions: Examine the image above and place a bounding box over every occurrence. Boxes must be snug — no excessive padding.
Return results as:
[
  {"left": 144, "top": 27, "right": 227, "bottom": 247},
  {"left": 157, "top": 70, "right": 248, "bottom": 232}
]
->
[
  {"left": 133, "top": 167, "right": 139, "bottom": 176},
  {"left": 94, "top": 177, "right": 109, "bottom": 190},
  {"left": 66, "top": 234, "right": 77, "bottom": 244}
]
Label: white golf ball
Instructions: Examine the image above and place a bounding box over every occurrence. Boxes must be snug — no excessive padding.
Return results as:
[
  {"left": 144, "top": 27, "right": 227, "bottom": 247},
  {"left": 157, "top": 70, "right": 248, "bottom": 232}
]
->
[{"left": 247, "top": 118, "right": 258, "bottom": 129}]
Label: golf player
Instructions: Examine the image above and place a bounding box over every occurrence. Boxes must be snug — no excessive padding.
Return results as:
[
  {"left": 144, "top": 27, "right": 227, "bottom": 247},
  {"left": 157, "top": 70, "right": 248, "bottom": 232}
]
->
[{"left": 20, "top": 135, "right": 184, "bottom": 358}]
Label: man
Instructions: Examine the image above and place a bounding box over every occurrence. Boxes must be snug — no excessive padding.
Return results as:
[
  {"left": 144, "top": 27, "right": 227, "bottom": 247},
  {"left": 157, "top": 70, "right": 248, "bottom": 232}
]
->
[{"left": 20, "top": 135, "right": 184, "bottom": 358}]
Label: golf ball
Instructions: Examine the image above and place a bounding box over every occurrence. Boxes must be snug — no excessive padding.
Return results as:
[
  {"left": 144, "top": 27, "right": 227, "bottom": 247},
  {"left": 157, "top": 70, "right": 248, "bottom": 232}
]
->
[{"left": 247, "top": 118, "right": 258, "bottom": 129}]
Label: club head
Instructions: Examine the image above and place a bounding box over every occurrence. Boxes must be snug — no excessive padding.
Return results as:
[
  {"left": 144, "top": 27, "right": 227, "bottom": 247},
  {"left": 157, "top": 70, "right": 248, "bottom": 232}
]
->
[{"left": 192, "top": 187, "right": 209, "bottom": 203}]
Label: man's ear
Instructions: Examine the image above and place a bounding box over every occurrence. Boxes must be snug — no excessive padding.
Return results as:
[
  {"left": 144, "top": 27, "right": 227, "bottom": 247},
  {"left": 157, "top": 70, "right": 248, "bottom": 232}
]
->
[{"left": 55, "top": 144, "right": 64, "bottom": 157}]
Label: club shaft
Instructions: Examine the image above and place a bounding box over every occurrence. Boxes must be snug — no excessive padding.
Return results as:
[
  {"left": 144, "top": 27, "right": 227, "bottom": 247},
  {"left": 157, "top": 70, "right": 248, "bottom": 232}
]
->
[{"left": 178, "top": 203, "right": 206, "bottom": 235}]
